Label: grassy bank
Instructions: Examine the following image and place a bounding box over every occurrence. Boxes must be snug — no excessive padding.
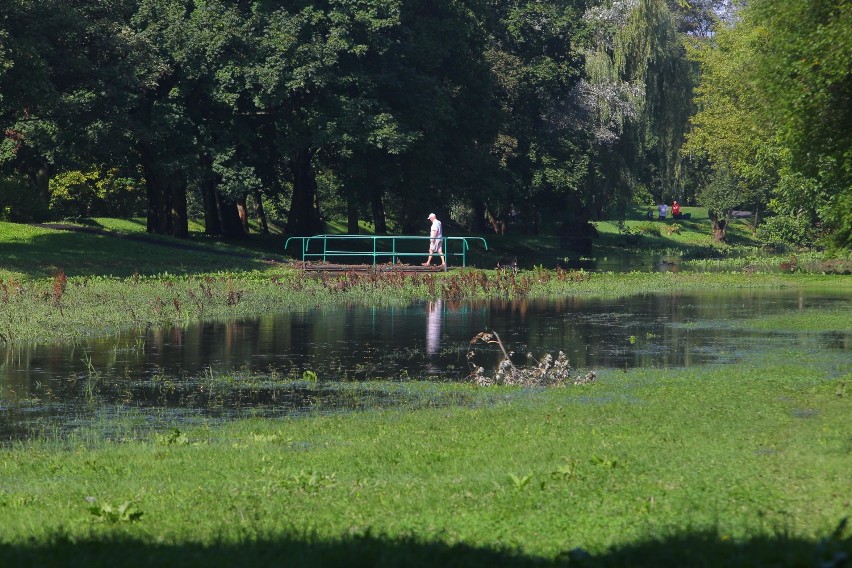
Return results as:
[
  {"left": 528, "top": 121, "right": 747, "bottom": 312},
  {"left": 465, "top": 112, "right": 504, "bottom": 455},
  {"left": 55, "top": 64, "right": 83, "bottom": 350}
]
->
[
  {"left": 1, "top": 346, "right": 849, "bottom": 566},
  {"left": 1, "top": 267, "right": 848, "bottom": 345},
  {"left": 5, "top": 213, "right": 847, "bottom": 281},
  {"left": 2, "top": 221, "right": 849, "bottom": 345}
]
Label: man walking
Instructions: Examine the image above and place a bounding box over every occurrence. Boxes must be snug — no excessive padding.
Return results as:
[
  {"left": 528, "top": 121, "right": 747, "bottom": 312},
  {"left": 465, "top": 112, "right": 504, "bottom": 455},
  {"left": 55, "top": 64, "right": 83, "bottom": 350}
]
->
[{"left": 422, "top": 213, "right": 446, "bottom": 268}]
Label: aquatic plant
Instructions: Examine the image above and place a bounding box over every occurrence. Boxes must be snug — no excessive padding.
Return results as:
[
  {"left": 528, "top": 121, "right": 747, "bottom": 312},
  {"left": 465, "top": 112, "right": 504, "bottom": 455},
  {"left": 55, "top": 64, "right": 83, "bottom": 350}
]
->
[
  {"left": 52, "top": 270, "right": 67, "bottom": 309},
  {"left": 0, "top": 269, "right": 847, "bottom": 345}
]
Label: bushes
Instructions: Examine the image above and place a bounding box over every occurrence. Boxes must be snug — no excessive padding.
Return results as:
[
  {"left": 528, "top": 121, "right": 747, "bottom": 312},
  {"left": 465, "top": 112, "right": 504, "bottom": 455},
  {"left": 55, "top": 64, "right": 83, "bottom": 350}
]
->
[
  {"left": 635, "top": 221, "right": 661, "bottom": 236},
  {"left": 757, "top": 214, "right": 816, "bottom": 249},
  {"left": 49, "top": 169, "right": 145, "bottom": 219}
]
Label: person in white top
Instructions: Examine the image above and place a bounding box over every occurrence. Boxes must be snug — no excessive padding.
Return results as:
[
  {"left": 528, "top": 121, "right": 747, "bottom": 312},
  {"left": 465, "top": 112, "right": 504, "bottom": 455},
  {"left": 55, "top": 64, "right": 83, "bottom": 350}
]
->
[{"left": 422, "top": 212, "right": 446, "bottom": 267}]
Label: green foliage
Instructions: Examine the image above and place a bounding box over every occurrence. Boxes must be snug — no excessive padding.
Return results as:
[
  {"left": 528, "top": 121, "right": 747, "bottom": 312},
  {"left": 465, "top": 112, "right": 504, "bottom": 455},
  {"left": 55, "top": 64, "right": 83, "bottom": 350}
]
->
[
  {"left": 757, "top": 214, "right": 816, "bottom": 249},
  {"left": 87, "top": 500, "right": 144, "bottom": 524},
  {"left": 0, "top": 175, "right": 48, "bottom": 222},
  {"left": 686, "top": 0, "right": 851, "bottom": 249},
  {"left": 49, "top": 169, "right": 145, "bottom": 219},
  {"left": 634, "top": 222, "right": 661, "bottom": 236},
  {"left": 699, "top": 167, "right": 740, "bottom": 217},
  {"left": 583, "top": 0, "right": 694, "bottom": 211},
  {"left": 155, "top": 428, "right": 189, "bottom": 446}
]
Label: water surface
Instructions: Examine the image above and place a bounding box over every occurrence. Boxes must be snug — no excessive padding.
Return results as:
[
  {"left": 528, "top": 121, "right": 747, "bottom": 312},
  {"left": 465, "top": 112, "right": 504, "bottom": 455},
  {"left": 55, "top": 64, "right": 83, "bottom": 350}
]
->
[{"left": 2, "top": 288, "right": 848, "bottom": 441}]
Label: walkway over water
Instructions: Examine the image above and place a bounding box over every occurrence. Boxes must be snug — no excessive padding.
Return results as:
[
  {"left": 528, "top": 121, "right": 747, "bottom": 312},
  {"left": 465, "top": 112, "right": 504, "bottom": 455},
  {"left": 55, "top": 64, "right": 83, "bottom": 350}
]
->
[{"left": 284, "top": 234, "right": 488, "bottom": 269}]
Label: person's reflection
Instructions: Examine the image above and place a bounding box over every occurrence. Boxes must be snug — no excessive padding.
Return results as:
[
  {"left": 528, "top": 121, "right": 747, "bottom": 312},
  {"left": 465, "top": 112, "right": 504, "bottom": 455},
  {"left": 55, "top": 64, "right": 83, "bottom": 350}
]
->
[{"left": 426, "top": 299, "right": 443, "bottom": 357}]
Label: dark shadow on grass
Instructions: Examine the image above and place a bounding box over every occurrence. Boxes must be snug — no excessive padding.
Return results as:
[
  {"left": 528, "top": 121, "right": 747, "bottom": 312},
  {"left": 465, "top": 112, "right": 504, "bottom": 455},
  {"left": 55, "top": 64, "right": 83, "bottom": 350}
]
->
[
  {"left": 1, "top": 530, "right": 849, "bottom": 568},
  {"left": 2, "top": 227, "right": 284, "bottom": 278}
]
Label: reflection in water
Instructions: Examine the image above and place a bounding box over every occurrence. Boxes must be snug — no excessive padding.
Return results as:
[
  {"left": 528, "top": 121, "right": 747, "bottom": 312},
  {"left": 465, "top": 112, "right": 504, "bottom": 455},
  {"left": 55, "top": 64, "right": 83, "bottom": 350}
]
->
[
  {"left": 2, "top": 289, "right": 849, "bottom": 392},
  {"left": 1, "top": 288, "right": 849, "bottom": 441},
  {"left": 426, "top": 300, "right": 443, "bottom": 356}
]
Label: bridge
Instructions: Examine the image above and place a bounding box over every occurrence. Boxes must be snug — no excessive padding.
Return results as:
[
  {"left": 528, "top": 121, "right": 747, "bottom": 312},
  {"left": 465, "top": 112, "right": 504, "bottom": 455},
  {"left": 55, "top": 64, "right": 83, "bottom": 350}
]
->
[{"left": 284, "top": 234, "right": 488, "bottom": 271}]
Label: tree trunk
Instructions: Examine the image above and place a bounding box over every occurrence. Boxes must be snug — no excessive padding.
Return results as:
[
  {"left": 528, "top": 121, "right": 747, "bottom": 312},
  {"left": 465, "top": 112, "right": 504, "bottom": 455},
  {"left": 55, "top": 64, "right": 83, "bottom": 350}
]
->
[
  {"left": 471, "top": 201, "right": 489, "bottom": 233},
  {"left": 199, "top": 156, "right": 223, "bottom": 236},
  {"left": 171, "top": 175, "right": 189, "bottom": 238},
  {"left": 710, "top": 212, "right": 728, "bottom": 242},
  {"left": 141, "top": 149, "right": 188, "bottom": 238},
  {"left": 253, "top": 190, "right": 269, "bottom": 234},
  {"left": 217, "top": 192, "right": 247, "bottom": 238},
  {"left": 236, "top": 196, "right": 249, "bottom": 234},
  {"left": 347, "top": 195, "right": 360, "bottom": 234},
  {"left": 486, "top": 206, "right": 507, "bottom": 235},
  {"left": 30, "top": 163, "right": 52, "bottom": 207},
  {"left": 144, "top": 160, "right": 165, "bottom": 234},
  {"left": 371, "top": 194, "right": 387, "bottom": 234},
  {"left": 286, "top": 148, "right": 323, "bottom": 236}
]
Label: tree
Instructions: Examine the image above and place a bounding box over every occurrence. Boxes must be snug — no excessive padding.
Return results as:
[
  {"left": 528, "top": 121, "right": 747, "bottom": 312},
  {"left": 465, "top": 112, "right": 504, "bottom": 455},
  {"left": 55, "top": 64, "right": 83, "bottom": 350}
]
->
[
  {"left": 698, "top": 164, "right": 740, "bottom": 242},
  {"left": 685, "top": 0, "right": 851, "bottom": 248},
  {"left": 581, "top": 0, "right": 694, "bottom": 221},
  {"left": 0, "top": 0, "right": 99, "bottom": 218}
]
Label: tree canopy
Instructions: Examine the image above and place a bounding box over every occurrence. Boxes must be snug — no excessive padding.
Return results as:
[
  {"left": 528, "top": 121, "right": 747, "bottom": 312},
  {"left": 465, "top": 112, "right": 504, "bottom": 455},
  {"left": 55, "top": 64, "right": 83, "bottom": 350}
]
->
[
  {"left": 0, "top": 0, "right": 848, "bottom": 249},
  {"left": 685, "top": 0, "right": 851, "bottom": 247}
]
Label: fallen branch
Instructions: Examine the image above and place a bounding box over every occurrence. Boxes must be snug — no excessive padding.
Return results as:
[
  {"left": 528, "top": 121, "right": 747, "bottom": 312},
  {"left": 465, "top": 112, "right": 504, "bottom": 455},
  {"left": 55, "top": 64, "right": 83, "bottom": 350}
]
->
[{"left": 467, "top": 331, "right": 596, "bottom": 387}]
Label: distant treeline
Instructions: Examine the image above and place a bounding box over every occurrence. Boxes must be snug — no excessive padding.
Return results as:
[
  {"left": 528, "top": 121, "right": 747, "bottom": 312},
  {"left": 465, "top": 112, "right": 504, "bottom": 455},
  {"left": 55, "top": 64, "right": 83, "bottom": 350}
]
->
[{"left": 0, "top": 1, "right": 847, "bottom": 247}]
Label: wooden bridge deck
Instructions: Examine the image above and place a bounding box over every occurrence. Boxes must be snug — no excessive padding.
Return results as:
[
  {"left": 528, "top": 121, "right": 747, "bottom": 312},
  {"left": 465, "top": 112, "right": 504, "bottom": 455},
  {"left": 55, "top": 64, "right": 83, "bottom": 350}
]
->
[{"left": 294, "top": 261, "right": 448, "bottom": 273}]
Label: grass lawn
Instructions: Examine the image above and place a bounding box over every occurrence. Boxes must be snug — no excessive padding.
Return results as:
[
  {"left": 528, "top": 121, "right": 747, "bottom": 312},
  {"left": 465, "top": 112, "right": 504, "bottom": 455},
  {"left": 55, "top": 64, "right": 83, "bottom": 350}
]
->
[
  {"left": 0, "top": 221, "right": 277, "bottom": 279},
  {"left": 0, "top": 347, "right": 849, "bottom": 566},
  {"left": 1, "top": 217, "right": 849, "bottom": 566}
]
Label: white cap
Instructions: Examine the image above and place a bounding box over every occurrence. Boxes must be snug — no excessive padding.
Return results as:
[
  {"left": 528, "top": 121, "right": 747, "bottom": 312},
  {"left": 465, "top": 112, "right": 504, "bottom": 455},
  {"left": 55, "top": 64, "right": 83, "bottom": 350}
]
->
[{"left": 427, "top": 213, "right": 436, "bottom": 220}]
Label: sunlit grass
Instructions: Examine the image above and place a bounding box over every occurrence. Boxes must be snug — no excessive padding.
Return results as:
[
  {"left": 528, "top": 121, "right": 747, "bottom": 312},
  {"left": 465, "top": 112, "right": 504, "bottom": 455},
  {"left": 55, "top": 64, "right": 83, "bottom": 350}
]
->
[{"left": 1, "top": 347, "right": 849, "bottom": 565}]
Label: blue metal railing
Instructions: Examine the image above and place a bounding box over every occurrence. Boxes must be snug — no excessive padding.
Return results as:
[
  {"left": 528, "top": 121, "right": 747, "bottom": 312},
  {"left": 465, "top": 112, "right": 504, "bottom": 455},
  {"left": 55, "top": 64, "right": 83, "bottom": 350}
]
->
[{"left": 284, "top": 234, "right": 488, "bottom": 268}]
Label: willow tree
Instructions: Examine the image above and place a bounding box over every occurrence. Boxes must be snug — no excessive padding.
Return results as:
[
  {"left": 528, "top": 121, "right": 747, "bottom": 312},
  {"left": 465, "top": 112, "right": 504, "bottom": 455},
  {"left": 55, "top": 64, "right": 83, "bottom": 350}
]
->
[{"left": 581, "top": 0, "right": 693, "bottom": 216}]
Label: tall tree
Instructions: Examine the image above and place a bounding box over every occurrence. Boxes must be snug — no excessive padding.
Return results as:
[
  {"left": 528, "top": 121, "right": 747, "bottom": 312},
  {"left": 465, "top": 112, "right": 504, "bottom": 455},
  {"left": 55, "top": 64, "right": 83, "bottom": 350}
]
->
[
  {"left": 582, "top": 0, "right": 693, "bottom": 216},
  {"left": 685, "top": 0, "right": 851, "bottom": 248},
  {"left": 0, "top": 0, "right": 95, "bottom": 216},
  {"left": 478, "top": 0, "right": 590, "bottom": 233}
]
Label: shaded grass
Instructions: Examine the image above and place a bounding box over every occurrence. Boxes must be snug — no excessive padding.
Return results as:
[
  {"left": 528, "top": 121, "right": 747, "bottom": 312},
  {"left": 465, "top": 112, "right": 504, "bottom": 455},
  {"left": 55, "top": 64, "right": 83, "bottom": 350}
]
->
[
  {"left": 592, "top": 207, "right": 762, "bottom": 255},
  {"left": 1, "top": 349, "right": 850, "bottom": 565},
  {"left": 0, "top": 222, "right": 276, "bottom": 279},
  {"left": 2, "top": 215, "right": 844, "bottom": 282}
]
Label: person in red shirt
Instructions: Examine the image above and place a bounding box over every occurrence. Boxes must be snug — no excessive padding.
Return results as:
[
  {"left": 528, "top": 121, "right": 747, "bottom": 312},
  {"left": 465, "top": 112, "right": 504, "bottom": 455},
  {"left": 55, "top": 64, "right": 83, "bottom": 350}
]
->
[{"left": 672, "top": 200, "right": 681, "bottom": 218}]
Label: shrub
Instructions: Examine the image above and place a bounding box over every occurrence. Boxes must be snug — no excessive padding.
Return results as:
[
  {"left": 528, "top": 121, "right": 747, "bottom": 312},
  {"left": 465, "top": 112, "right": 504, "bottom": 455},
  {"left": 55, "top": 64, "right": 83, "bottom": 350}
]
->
[
  {"left": 635, "top": 222, "right": 662, "bottom": 236},
  {"left": 757, "top": 214, "right": 816, "bottom": 248},
  {"left": 49, "top": 168, "right": 145, "bottom": 218}
]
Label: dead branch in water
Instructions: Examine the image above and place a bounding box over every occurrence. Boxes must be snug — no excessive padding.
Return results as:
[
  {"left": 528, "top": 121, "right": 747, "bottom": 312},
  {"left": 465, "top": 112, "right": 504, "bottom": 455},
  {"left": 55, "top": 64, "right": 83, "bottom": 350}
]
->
[{"left": 467, "top": 331, "right": 596, "bottom": 387}]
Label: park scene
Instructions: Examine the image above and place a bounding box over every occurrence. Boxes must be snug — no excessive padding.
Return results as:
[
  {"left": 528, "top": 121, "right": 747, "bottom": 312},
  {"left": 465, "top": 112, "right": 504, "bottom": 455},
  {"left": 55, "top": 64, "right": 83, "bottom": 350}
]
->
[{"left": 1, "top": 0, "right": 850, "bottom": 566}]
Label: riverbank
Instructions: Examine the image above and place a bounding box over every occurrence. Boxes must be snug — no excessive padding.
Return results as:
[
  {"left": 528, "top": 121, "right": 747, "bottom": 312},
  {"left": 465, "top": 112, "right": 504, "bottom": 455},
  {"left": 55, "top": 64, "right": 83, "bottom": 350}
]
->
[
  {"left": 2, "top": 220, "right": 850, "bottom": 566},
  {"left": 1, "top": 345, "right": 849, "bottom": 566},
  {"left": 2, "top": 223, "right": 850, "bottom": 346},
  {"left": 4, "top": 214, "right": 849, "bottom": 280},
  {"left": 1, "top": 268, "right": 849, "bottom": 345}
]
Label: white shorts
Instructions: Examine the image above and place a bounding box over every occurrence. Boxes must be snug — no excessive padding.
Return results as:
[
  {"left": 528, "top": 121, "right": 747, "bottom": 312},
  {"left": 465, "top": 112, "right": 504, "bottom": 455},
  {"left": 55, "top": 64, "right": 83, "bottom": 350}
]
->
[{"left": 430, "top": 240, "right": 442, "bottom": 253}]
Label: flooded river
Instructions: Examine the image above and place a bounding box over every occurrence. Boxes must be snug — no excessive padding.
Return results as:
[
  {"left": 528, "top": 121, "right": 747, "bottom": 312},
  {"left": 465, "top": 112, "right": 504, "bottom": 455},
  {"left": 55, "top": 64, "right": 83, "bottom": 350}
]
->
[{"left": 1, "top": 287, "right": 848, "bottom": 441}]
